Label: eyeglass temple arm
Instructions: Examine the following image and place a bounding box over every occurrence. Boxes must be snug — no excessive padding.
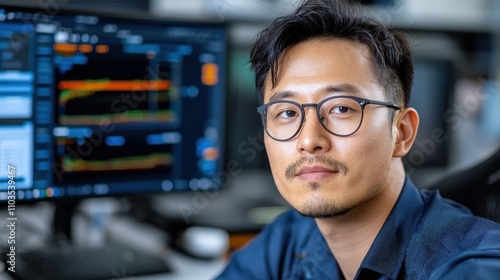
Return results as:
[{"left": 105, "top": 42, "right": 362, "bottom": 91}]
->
[{"left": 365, "top": 100, "right": 401, "bottom": 110}]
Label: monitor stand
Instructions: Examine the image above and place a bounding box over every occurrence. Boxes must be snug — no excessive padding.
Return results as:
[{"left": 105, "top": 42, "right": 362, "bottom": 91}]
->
[
  {"left": 4, "top": 200, "right": 172, "bottom": 280},
  {"left": 53, "top": 200, "right": 78, "bottom": 242}
]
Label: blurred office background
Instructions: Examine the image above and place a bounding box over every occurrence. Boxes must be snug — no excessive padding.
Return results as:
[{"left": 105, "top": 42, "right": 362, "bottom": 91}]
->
[{"left": 41, "top": 0, "right": 500, "bottom": 183}]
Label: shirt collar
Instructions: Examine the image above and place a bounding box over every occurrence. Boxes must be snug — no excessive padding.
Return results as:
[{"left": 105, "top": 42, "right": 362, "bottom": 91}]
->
[{"left": 356, "top": 176, "right": 425, "bottom": 279}]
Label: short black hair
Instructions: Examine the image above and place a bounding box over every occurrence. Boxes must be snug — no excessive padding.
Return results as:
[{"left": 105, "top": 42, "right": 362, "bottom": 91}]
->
[{"left": 249, "top": 0, "right": 413, "bottom": 108}]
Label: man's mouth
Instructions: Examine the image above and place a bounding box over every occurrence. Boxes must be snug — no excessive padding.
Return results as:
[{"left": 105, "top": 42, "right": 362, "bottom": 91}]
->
[
  {"left": 284, "top": 156, "right": 347, "bottom": 181},
  {"left": 296, "top": 166, "right": 338, "bottom": 180}
]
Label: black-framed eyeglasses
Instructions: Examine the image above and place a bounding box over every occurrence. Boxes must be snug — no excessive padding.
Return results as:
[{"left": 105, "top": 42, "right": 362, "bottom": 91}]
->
[{"left": 257, "top": 95, "right": 400, "bottom": 141}]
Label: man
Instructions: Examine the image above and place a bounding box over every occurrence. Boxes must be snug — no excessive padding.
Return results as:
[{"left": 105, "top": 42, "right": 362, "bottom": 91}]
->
[{"left": 217, "top": 0, "right": 500, "bottom": 279}]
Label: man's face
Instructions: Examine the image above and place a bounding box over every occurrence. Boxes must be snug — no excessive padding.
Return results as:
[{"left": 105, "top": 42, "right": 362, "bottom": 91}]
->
[{"left": 263, "top": 38, "right": 398, "bottom": 218}]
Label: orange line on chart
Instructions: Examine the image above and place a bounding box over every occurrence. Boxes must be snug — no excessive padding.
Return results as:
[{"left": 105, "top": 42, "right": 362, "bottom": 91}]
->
[
  {"left": 58, "top": 80, "right": 171, "bottom": 105},
  {"left": 59, "top": 80, "right": 170, "bottom": 91}
]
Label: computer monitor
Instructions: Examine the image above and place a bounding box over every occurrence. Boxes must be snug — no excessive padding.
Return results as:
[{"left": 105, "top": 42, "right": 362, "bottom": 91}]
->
[
  {"left": 0, "top": 5, "right": 227, "bottom": 204},
  {"left": 0, "top": 3, "right": 227, "bottom": 278},
  {"left": 403, "top": 57, "right": 455, "bottom": 173}
]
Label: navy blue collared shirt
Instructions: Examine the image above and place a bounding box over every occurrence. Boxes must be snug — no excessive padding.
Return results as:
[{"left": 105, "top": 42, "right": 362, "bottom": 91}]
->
[{"left": 217, "top": 177, "right": 500, "bottom": 279}]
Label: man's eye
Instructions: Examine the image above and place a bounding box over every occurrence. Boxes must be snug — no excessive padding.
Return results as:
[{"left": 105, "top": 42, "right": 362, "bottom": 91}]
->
[
  {"left": 278, "top": 110, "right": 298, "bottom": 118},
  {"left": 332, "top": 106, "right": 351, "bottom": 114}
]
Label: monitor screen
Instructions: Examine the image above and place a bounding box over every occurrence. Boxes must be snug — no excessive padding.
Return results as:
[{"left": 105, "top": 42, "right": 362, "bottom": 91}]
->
[
  {"left": 0, "top": 5, "right": 227, "bottom": 203},
  {"left": 404, "top": 58, "right": 454, "bottom": 171}
]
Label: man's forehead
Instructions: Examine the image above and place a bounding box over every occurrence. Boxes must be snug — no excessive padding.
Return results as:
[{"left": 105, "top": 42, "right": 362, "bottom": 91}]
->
[
  {"left": 267, "top": 84, "right": 365, "bottom": 103},
  {"left": 263, "top": 39, "right": 379, "bottom": 102}
]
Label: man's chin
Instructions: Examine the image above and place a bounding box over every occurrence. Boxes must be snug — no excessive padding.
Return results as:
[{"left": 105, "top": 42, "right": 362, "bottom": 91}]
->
[{"left": 295, "top": 206, "right": 352, "bottom": 219}]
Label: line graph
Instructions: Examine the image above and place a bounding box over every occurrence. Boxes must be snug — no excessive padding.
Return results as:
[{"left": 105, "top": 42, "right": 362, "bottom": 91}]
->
[
  {"left": 59, "top": 109, "right": 176, "bottom": 125},
  {"left": 60, "top": 152, "right": 172, "bottom": 172},
  {"left": 58, "top": 79, "right": 170, "bottom": 105}
]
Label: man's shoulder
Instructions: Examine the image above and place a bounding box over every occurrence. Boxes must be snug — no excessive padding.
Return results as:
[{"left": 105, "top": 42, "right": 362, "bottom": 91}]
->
[
  {"left": 416, "top": 189, "right": 500, "bottom": 240},
  {"left": 406, "top": 189, "right": 500, "bottom": 278}
]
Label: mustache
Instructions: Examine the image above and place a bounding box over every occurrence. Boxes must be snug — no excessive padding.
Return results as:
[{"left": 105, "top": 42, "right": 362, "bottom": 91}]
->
[{"left": 285, "top": 156, "right": 348, "bottom": 180}]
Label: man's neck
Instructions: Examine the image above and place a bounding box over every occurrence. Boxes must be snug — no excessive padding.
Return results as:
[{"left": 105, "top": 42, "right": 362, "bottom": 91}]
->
[{"left": 315, "top": 160, "right": 406, "bottom": 280}]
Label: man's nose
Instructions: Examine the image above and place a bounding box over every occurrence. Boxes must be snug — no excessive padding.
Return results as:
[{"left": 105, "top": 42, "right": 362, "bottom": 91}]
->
[{"left": 296, "top": 107, "right": 331, "bottom": 154}]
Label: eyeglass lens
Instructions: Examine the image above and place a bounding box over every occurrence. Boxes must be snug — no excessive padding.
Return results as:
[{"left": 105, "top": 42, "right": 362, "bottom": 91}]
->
[{"left": 263, "top": 97, "right": 363, "bottom": 140}]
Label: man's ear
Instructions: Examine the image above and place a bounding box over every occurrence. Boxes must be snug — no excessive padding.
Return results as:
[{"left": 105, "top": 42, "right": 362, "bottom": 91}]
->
[{"left": 393, "top": 107, "right": 419, "bottom": 158}]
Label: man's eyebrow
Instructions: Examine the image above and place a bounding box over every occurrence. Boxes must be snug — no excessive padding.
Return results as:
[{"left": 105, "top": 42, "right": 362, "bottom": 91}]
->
[
  {"left": 325, "top": 84, "right": 362, "bottom": 95},
  {"left": 268, "top": 83, "right": 362, "bottom": 102},
  {"left": 268, "top": 90, "right": 296, "bottom": 102}
]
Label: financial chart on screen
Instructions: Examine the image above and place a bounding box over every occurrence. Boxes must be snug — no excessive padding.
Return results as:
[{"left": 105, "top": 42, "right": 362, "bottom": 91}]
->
[{"left": 0, "top": 6, "right": 227, "bottom": 202}]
